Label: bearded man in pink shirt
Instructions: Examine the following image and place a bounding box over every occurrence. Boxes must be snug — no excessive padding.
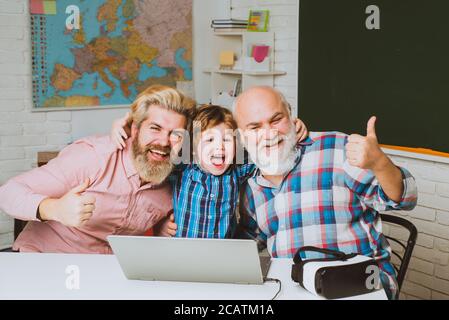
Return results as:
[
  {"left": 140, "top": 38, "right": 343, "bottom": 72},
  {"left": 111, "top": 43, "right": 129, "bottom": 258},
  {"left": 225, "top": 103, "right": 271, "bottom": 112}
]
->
[{"left": 0, "top": 85, "right": 195, "bottom": 253}]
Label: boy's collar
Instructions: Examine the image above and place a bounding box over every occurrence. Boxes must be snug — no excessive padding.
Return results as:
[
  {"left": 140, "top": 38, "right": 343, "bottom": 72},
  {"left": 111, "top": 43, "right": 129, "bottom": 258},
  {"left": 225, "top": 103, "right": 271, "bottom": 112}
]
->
[{"left": 191, "top": 163, "right": 234, "bottom": 178}]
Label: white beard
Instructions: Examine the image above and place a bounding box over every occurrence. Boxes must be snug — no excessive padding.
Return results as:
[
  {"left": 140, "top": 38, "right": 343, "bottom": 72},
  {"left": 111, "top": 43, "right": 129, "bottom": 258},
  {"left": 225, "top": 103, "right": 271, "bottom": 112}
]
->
[{"left": 248, "top": 124, "right": 298, "bottom": 176}]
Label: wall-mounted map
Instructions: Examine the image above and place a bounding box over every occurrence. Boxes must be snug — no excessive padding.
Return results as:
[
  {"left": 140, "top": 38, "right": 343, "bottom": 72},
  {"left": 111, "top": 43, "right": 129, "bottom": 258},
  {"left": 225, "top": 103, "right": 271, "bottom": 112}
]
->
[{"left": 30, "top": 0, "right": 192, "bottom": 109}]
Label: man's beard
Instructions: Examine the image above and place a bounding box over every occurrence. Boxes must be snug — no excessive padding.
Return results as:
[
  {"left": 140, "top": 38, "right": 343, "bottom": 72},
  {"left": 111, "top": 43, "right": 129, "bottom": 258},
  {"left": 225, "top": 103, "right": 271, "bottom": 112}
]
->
[
  {"left": 131, "top": 138, "right": 174, "bottom": 185},
  {"left": 247, "top": 123, "right": 298, "bottom": 176}
]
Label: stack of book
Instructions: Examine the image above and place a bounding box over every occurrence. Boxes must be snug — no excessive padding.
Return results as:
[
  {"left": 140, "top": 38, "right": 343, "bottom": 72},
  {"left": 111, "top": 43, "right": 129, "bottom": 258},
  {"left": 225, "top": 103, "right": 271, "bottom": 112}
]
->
[{"left": 211, "top": 19, "right": 248, "bottom": 32}]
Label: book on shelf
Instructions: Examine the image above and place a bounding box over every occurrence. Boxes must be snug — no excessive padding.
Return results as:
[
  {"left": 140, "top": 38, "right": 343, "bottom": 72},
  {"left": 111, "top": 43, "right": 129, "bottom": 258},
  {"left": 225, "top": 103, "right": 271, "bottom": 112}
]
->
[
  {"left": 212, "top": 19, "right": 248, "bottom": 24},
  {"left": 211, "top": 18, "right": 248, "bottom": 29},
  {"left": 247, "top": 10, "right": 270, "bottom": 32},
  {"left": 211, "top": 24, "right": 246, "bottom": 29},
  {"left": 212, "top": 22, "right": 248, "bottom": 26}
]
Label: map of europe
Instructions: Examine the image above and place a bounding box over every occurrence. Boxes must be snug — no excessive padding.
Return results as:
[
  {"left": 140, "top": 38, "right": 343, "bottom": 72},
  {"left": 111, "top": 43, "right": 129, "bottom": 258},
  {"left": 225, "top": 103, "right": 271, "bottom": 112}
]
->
[{"left": 31, "top": 0, "right": 192, "bottom": 109}]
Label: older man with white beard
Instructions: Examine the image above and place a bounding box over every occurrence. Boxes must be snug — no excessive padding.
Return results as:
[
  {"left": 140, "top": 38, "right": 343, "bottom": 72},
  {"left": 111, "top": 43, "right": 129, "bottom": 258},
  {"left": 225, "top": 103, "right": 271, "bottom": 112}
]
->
[{"left": 234, "top": 86, "right": 418, "bottom": 300}]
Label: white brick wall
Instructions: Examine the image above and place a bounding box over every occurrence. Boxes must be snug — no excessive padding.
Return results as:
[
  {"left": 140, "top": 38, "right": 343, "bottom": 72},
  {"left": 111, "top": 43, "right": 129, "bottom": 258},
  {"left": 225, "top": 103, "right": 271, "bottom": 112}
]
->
[
  {"left": 385, "top": 155, "right": 449, "bottom": 300},
  {"left": 230, "top": 0, "right": 298, "bottom": 115},
  {"left": 0, "top": 0, "right": 73, "bottom": 250}
]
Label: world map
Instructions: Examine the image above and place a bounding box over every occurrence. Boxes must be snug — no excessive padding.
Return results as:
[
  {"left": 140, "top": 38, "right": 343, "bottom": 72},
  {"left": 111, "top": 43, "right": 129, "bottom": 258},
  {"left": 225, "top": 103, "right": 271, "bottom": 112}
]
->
[{"left": 31, "top": 0, "right": 192, "bottom": 109}]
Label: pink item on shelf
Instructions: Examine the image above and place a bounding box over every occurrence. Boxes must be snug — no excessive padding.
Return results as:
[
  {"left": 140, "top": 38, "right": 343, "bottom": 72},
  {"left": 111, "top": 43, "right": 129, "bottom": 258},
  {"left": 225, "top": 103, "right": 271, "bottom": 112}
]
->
[{"left": 252, "top": 45, "right": 270, "bottom": 63}]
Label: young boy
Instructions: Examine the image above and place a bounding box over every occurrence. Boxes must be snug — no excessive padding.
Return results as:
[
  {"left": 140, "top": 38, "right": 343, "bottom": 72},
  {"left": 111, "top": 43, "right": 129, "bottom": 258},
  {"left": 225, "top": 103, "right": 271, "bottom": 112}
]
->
[{"left": 111, "top": 105, "right": 307, "bottom": 238}]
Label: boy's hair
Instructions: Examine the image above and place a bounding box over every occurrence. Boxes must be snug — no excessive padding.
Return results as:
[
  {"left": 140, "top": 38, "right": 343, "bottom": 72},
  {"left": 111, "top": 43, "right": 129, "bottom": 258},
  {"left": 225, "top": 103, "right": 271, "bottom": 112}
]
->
[
  {"left": 192, "top": 104, "right": 237, "bottom": 145},
  {"left": 129, "top": 84, "right": 197, "bottom": 129}
]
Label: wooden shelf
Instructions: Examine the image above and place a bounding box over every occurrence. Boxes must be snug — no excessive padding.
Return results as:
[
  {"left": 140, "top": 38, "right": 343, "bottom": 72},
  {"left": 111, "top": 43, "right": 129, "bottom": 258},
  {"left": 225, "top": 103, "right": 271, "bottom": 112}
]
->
[{"left": 204, "top": 68, "right": 286, "bottom": 76}]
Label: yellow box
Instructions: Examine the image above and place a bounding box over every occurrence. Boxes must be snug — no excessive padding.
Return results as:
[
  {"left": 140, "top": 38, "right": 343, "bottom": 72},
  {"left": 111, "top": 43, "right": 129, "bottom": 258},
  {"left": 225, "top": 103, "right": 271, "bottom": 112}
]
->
[{"left": 219, "top": 51, "right": 235, "bottom": 67}]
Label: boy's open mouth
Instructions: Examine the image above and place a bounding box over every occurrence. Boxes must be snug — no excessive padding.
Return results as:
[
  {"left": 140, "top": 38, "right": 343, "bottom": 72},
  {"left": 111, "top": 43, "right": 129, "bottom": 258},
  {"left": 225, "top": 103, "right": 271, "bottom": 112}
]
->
[{"left": 210, "top": 154, "right": 226, "bottom": 168}]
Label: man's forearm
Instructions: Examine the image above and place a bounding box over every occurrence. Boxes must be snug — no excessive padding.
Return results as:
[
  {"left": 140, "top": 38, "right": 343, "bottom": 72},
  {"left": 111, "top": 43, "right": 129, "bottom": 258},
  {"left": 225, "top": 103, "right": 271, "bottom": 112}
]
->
[
  {"left": 372, "top": 154, "right": 404, "bottom": 203},
  {"left": 0, "top": 179, "right": 48, "bottom": 222}
]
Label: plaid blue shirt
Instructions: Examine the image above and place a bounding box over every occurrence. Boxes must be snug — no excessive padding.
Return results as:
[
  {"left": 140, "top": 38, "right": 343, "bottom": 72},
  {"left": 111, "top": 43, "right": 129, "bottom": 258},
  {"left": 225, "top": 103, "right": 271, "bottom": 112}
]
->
[
  {"left": 239, "top": 132, "right": 418, "bottom": 299},
  {"left": 171, "top": 164, "right": 255, "bottom": 238}
]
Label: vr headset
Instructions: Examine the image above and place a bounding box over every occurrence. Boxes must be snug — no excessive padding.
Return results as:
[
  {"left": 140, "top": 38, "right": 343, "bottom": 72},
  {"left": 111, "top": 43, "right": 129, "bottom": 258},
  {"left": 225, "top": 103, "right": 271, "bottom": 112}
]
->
[{"left": 291, "top": 246, "right": 380, "bottom": 299}]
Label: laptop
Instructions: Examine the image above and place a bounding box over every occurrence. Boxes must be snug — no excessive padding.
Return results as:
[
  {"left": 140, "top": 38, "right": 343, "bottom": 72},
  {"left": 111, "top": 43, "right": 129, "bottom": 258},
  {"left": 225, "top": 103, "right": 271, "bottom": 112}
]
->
[{"left": 107, "top": 236, "right": 272, "bottom": 285}]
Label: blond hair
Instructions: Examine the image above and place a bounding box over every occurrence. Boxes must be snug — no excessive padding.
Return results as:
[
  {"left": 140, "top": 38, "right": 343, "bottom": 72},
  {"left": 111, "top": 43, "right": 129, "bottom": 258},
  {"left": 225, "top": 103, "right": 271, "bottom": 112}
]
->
[{"left": 130, "top": 84, "right": 197, "bottom": 129}]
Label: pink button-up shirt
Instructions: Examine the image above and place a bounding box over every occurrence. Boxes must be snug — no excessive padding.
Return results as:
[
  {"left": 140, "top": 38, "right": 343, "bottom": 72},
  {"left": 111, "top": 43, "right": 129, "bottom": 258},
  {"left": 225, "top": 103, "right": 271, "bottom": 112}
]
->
[{"left": 0, "top": 135, "right": 173, "bottom": 254}]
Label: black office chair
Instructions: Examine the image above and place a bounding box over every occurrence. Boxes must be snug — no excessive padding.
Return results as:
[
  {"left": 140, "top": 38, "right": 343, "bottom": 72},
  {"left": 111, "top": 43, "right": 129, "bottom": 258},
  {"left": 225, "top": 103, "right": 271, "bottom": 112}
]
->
[{"left": 381, "top": 213, "right": 418, "bottom": 294}]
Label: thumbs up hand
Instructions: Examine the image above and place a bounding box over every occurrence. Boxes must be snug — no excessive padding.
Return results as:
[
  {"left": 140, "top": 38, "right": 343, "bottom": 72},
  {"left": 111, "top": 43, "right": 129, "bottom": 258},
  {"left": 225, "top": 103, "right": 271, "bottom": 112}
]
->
[
  {"left": 153, "top": 213, "right": 178, "bottom": 237},
  {"left": 345, "top": 116, "right": 388, "bottom": 171},
  {"left": 38, "top": 178, "right": 96, "bottom": 227}
]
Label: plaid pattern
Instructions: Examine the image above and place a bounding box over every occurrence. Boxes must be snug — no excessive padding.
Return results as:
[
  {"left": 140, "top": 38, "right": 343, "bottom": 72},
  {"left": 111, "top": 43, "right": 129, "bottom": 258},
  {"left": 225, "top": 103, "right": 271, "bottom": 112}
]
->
[
  {"left": 171, "top": 164, "right": 255, "bottom": 238},
  {"left": 239, "top": 132, "right": 418, "bottom": 299}
]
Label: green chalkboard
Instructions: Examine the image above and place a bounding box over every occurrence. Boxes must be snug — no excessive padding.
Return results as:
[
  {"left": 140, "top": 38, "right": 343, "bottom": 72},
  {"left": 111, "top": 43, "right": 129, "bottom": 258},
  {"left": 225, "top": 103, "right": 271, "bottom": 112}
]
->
[{"left": 298, "top": 0, "right": 449, "bottom": 153}]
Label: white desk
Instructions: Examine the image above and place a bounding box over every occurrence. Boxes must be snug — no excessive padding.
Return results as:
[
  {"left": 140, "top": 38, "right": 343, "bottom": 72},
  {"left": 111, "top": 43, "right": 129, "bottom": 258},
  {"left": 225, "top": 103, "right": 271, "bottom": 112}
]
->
[{"left": 0, "top": 253, "right": 387, "bottom": 300}]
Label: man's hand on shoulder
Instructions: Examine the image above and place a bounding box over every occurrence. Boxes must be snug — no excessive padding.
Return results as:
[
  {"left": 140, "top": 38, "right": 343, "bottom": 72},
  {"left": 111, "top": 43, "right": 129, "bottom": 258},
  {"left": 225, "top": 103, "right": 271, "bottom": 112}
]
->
[
  {"left": 110, "top": 112, "right": 131, "bottom": 150},
  {"left": 294, "top": 118, "right": 309, "bottom": 144},
  {"left": 38, "top": 178, "right": 96, "bottom": 227}
]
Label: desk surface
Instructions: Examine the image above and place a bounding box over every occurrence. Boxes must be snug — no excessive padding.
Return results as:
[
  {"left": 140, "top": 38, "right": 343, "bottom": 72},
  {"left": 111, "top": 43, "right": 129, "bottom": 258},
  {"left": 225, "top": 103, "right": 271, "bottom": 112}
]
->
[{"left": 0, "top": 253, "right": 387, "bottom": 300}]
